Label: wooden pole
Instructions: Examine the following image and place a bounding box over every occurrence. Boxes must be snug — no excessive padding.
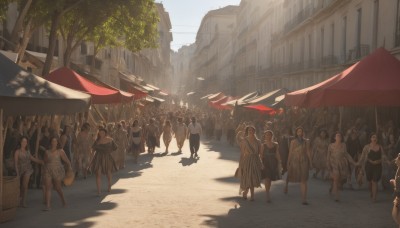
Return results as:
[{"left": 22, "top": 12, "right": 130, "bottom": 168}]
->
[
  {"left": 339, "top": 107, "right": 343, "bottom": 132},
  {"left": 0, "top": 109, "right": 4, "bottom": 214},
  {"left": 34, "top": 116, "right": 42, "bottom": 188},
  {"left": 375, "top": 106, "right": 378, "bottom": 132}
]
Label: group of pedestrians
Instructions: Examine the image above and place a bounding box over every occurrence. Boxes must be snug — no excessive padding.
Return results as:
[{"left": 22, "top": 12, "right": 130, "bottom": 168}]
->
[{"left": 235, "top": 121, "right": 397, "bottom": 206}]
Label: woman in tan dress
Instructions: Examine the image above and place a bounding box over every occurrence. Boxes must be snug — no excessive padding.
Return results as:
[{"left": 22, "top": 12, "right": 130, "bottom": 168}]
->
[
  {"left": 327, "top": 132, "right": 356, "bottom": 202},
  {"left": 114, "top": 123, "right": 128, "bottom": 169},
  {"left": 162, "top": 120, "right": 173, "bottom": 154},
  {"left": 14, "top": 136, "right": 43, "bottom": 207},
  {"left": 284, "top": 127, "right": 312, "bottom": 205},
  {"left": 236, "top": 125, "right": 263, "bottom": 201},
  {"left": 75, "top": 123, "right": 92, "bottom": 179},
  {"left": 312, "top": 129, "right": 329, "bottom": 179},
  {"left": 43, "top": 137, "right": 72, "bottom": 211},
  {"left": 90, "top": 128, "right": 118, "bottom": 196}
]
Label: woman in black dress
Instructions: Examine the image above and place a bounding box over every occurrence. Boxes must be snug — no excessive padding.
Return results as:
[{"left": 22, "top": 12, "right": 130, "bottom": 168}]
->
[
  {"left": 90, "top": 128, "right": 118, "bottom": 196},
  {"left": 357, "top": 133, "right": 389, "bottom": 202},
  {"left": 261, "top": 130, "right": 282, "bottom": 203}
]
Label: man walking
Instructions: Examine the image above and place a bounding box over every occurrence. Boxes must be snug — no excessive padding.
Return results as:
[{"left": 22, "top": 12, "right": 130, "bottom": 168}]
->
[{"left": 187, "top": 117, "right": 202, "bottom": 158}]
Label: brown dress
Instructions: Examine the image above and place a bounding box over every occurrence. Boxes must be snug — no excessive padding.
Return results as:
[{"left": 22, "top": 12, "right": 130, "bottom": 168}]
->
[
  {"left": 312, "top": 137, "right": 329, "bottom": 170},
  {"left": 17, "top": 149, "right": 34, "bottom": 176},
  {"left": 238, "top": 136, "right": 263, "bottom": 192},
  {"left": 287, "top": 138, "right": 310, "bottom": 183},
  {"left": 90, "top": 140, "right": 118, "bottom": 175},
  {"left": 327, "top": 143, "right": 353, "bottom": 180},
  {"left": 43, "top": 150, "right": 65, "bottom": 181},
  {"left": 75, "top": 132, "right": 92, "bottom": 171}
]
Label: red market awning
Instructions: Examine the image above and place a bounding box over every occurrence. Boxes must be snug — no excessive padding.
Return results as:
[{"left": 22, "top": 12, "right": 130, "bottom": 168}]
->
[
  {"left": 209, "top": 96, "right": 234, "bottom": 110},
  {"left": 77, "top": 71, "right": 134, "bottom": 102},
  {"left": 244, "top": 104, "right": 276, "bottom": 114},
  {"left": 118, "top": 72, "right": 148, "bottom": 99},
  {"left": 46, "top": 67, "right": 126, "bottom": 104},
  {"left": 285, "top": 48, "right": 400, "bottom": 107}
]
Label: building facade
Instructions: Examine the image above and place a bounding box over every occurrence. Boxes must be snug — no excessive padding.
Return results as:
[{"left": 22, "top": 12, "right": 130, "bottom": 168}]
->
[
  {"left": 0, "top": 2, "right": 172, "bottom": 91},
  {"left": 187, "top": 0, "right": 400, "bottom": 97},
  {"left": 188, "top": 5, "right": 239, "bottom": 94},
  {"left": 171, "top": 44, "right": 196, "bottom": 95}
]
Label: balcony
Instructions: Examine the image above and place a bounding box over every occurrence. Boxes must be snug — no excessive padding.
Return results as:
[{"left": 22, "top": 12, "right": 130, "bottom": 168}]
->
[
  {"left": 347, "top": 44, "right": 370, "bottom": 62},
  {"left": 320, "top": 55, "right": 338, "bottom": 67},
  {"left": 282, "top": 0, "right": 342, "bottom": 37}
]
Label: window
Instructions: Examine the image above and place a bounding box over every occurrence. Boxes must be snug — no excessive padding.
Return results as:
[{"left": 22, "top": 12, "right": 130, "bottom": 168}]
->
[
  {"left": 396, "top": 0, "right": 400, "bottom": 46},
  {"left": 372, "top": 0, "right": 379, "bottom": 50},
  {"left": 331, "top": 23, "right": 335, "bottom": 56},
  {"left": 321, "top": 27, "right": 325, "bottom": 60},
  {"left": 342, "top": 16, "right": 347, "bottom": 61},
  {"left": 356, "top": 8, "right": 362, "bottom": 58},
  {"left": 81, "top": 43, "right": 87, "bottom": 55}
]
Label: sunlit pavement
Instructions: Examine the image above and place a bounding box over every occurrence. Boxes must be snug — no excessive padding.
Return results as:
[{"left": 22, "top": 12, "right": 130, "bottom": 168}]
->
[{"left": 2, "top": 136, "right": 395, "bottom": 228}]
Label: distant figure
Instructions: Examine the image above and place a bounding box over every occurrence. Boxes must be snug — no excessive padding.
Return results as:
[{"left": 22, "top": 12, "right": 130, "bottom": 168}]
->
[
  {"left": 146, "top": 118, "right": 159, "bottom": 154},
  {"left": 175, "top": 117, "right": 188, "bottom": 153},
  {"left": 187, "top": 117, "right": 202, "bottom": 158},
  {"left": 129, "top": 120, "right": 142, "bottom": 164},
  {"left": 162, "top": 120, "right": 173, "bottom": 154},
  {"left": 312, "top": 129, "right": 329, "bottom": 179},
  {"left": 114, "top": 123, "right": 128, "bottom": 168}
]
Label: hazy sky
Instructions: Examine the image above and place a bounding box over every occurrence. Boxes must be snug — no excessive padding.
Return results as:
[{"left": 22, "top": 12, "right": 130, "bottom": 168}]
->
[{"left": 157, "top": 0, "right": 241, "bottom": 51}]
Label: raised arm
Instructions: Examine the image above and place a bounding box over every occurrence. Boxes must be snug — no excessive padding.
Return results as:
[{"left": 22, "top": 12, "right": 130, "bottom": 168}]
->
[{"left": 60, "top": 149, "right": 72, "bottom": 168}]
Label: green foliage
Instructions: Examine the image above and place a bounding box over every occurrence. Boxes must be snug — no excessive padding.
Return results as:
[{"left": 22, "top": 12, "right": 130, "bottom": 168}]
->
[
  {"left": 89, "top": 0, "right": 159, "bottom": 54},
  {"left": 0, "top": 0, "right": 16, "bottom": 21}
]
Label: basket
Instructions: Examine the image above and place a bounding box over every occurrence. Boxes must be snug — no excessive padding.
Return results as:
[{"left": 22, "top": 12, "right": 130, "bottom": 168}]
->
[
  {"left": 0, "top": 207, "right": 17, "bottom": 223},
  {"left": 2, "top": 176, "right": 20, "bottom": 210}
]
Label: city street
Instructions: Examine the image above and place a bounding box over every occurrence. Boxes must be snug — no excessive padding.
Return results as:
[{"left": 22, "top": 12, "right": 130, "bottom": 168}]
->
[{"left": 2, "top": 138, "right": 395, "bottom": 228}]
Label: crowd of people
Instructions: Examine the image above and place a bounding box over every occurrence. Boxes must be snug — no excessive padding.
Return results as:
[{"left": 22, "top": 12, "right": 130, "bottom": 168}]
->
[
  {"left": 2, "top": 104, "right": 207, "bottom": 211},
  {"left": 2, "top": 102, "right": 400, "bottom": 226},
  {"left": 230, "top": 106, "right": 400, "bottom": 227}
]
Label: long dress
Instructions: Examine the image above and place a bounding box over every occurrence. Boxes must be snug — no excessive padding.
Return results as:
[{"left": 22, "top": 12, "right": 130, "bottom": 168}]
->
[
  {"left": 90, "top": 141, "right": 118, "bottom": 175},
  {"left": 130, "top": 127, "right": 142, "bottom": 156},
  {"left": 287, "top": 138, "right": 310, "bottom": 183},
  {"left": 175, "top": 123, "right": 187, "bottom": 148},
  {"left": 238, "top": 137, "right": 263, "bottom": 192},
  {"left": 43, "top": 150, "right": 65, "bottom": 181},
  {"left": 327, "top": 143, "right": 353, "bottom": 180},
  {"left": 163, "top": 125, "right": 173, "bottom": 144},
  {"left": 75, "top": 132, "right": 92, "bottom": 172},
  {"left": 312, "top": 137, "right": 329, "bottom": 170},
  {"left": 261, "top": 143, "right": 280, "bottom": 181},
  {"left": 114, "top": 129, "right": 128, "bottom": 166}
]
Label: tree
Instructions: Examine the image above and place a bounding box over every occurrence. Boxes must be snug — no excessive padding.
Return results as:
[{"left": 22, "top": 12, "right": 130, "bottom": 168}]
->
[
  {"left": 41, "top": 0, "right": 84, "bottom": 76},
  {"left": 59, "top": 0, "right": 122, "bottom": 67},
  {"left": 61, "top": 0, "right": 159, "bottom": 71}
]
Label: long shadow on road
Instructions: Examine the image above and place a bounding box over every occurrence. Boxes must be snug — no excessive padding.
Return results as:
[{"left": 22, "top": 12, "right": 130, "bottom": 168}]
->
[
  {"left": 201, "top": 139, "right": 239, "bottom": 162},
  {"left": 204, "top": 175, "right": 395, "bottom": 228},
  {"left": 2, "top": 153, "right": 154, "bottom": 228}
]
